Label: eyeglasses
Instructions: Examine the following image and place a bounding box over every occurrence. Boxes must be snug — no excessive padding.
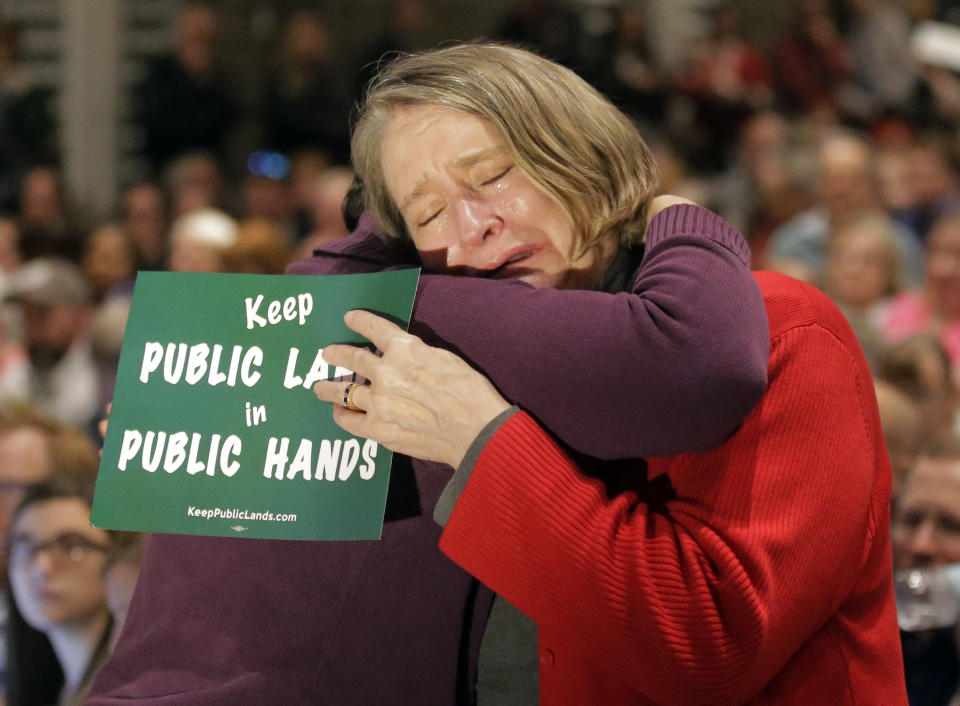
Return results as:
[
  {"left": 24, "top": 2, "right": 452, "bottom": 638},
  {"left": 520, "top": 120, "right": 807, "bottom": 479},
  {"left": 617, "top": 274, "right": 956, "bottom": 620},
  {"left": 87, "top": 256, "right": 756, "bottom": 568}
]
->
[{"left": 6, "top": 532, "right": 109, "bottom": 568}]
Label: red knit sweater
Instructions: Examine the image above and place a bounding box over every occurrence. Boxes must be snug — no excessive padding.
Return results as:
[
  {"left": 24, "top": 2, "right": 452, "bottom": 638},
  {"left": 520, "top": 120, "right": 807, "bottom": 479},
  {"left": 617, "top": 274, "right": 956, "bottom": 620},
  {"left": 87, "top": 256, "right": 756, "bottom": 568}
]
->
[{"left": 440, "top": 271, "right": 907, "bottom": 705}]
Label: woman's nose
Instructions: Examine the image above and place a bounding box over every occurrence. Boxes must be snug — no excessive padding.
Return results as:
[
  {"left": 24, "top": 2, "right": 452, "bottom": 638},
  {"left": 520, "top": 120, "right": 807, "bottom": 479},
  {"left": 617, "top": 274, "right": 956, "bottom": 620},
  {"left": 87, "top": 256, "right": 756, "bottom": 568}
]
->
[{"left": 445, "top": 198, "right": 502, "bottom": 269}]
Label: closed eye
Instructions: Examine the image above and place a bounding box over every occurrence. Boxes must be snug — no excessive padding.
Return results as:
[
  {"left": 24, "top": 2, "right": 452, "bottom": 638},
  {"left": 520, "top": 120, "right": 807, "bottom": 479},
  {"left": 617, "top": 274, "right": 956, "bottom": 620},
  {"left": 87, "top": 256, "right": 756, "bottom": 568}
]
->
[
  {"left": 481, "top": 166, "right": 512, "bottom": 186},
  {"left": 417, "top": 208, "right": 443, "bottom": 228}
]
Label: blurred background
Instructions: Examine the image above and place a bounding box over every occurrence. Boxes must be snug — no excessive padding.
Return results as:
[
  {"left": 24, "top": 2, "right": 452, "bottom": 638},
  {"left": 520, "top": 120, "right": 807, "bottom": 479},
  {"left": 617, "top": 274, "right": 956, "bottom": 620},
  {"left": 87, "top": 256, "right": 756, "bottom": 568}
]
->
[{"left": 3, "top": 1, "right": 960, "bottom": 704}]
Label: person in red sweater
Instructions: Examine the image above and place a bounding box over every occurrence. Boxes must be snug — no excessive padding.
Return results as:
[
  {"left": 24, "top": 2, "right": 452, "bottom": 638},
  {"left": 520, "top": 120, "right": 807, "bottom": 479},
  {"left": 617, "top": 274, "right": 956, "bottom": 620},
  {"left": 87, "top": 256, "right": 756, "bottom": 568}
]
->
[
  {"left": 315, "top": 269, "right": 907, "bottom": 704},
  {"left": 311, "top": 40, "right": 905, "bottom": 704}
]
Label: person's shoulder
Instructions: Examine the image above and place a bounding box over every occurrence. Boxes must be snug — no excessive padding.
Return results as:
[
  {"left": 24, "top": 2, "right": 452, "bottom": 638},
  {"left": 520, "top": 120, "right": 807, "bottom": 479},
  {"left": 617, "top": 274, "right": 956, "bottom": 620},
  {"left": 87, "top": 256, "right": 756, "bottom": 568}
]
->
[
  {"left": 753, "top": 270, "right": 858, "bottom": 345},
  {"left": 645, "top": 203, "right": 751, "bottom": 263}
]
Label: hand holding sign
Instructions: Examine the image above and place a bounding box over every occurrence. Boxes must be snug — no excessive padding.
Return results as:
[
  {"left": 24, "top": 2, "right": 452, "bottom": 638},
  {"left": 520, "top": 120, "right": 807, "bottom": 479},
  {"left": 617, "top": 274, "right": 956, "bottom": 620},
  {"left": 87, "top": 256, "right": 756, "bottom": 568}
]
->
[{"left": 313, "top": 310, "right": 510, "bottom": 469}]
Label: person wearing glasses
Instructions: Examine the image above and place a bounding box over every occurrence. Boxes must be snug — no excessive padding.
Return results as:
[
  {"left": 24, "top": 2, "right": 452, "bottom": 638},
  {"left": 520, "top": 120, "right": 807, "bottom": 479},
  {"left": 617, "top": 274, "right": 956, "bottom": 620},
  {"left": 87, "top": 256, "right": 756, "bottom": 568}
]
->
[{"left": 4, "top": 474, "right": 113, "bottom": 706}]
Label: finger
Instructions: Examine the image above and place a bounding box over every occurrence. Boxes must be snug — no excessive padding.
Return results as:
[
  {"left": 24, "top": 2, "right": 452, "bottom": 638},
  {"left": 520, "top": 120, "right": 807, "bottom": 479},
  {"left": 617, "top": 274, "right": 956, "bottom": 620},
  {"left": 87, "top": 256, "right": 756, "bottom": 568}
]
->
[
  {"left": 314, "top": 380, "right": 370, "bottom": 412},
  {"left": 344, "top": 310, "right": 411, "bottom": 352},
  {"left": 322, "top": 343, "right": 381, "bottom": 381},
  {"left": 331, "top": 403, "right": 373, "bottom": 439},
  {"left": 313, "top": 379, "right": 345, "bottom": 406}
]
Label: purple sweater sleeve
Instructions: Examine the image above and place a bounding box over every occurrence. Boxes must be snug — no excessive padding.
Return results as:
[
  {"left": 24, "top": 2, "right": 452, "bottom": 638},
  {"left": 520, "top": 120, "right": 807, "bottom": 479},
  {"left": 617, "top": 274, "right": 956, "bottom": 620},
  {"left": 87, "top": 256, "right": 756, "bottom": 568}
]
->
[{"left": 289, "top": 205, "right": 769, "bottom": 459}]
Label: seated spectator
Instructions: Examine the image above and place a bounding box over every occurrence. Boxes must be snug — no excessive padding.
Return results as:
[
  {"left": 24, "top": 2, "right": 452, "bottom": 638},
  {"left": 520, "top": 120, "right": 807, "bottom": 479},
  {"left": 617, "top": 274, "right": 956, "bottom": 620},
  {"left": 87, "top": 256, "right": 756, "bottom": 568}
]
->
[
  {"left": 710, "top": 111, "right": 813, "bottom": 260},
  {"left": 119, "top": 182, "right": 167, "bottom": 271},
  {"left": 766, "top": 130, "right": 923, "bottom": 283},
  {"left": 822, "top": 210, "right": 905, "bottom": 366},
  {"left": 884, "top": 212, "right": 960, "bottom": 379},
  {"left": 4, "top": 474, "right": 113, "bottom": 706},
  {"left": 17, "top": 167, "right": 80, "bottom": 262},
  {"left": 81, "top": 224, "right": 137, "bottom": 303},
  {"left": 892, "top": 434, "right": 960, "bottom": 705},
  {"left": 902, "top": 137, "right": 960, "bottom": 241},
  {"left": 81, "top": 224, "right": 136, "bottom": 415},
  {"left": 0, "top": 408, "right": 99, "bottom": 550},
  {"left": 878, "top": 144, "right": 926, "bottom": 236},
  {"left": 222, "top": 218, "right": 291, "bottom": 275},
  {"left": 167, "top": 208, "right": 237, "bottom": 274},
  {"left": 877, "top": 333, "right": 958, "bottom": 443},
  {"left": 163, "top": 152, "right": 224, "bottom": 218},
  {"left": 0, "top": 260, "right": 99, "bottom": 430}
]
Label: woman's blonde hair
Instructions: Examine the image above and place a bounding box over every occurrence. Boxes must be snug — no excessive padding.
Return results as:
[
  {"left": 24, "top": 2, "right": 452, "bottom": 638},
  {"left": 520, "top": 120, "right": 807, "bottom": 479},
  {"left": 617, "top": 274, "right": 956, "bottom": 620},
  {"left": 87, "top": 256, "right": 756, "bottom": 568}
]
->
[{"left": 351, "top": 43, "right": 659, "bottom": 257}]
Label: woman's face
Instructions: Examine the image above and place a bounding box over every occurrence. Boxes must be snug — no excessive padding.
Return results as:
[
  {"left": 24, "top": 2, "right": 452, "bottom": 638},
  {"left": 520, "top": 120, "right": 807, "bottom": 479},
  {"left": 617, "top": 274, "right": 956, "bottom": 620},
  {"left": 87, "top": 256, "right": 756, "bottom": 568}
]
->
[
  {"left": 8, "top": 498, "right": 110, "bottom": 632},
  {"left": 379, "top": 104, "right": 614, "bottom": 290},
  {"left": 83, "top": 226, "right": 135, "bottom": 296},
  {"left": 826, "top": 226, "right": 893, "bottom": 308}
]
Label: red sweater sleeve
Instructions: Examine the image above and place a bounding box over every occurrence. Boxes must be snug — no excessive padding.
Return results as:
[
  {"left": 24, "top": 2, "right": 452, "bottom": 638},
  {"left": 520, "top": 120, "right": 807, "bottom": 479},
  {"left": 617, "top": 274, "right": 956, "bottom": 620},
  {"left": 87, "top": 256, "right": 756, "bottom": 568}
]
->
[{"left": 439, "top": 276, "right": 891, "bottom": 704}]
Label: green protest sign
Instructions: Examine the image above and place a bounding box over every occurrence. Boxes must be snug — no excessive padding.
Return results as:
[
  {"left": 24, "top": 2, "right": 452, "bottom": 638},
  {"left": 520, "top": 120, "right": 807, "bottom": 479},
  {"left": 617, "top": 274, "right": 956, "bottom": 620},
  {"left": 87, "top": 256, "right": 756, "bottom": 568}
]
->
[{"left": 91, "top": 269, "right": 420, "bottom": 540}]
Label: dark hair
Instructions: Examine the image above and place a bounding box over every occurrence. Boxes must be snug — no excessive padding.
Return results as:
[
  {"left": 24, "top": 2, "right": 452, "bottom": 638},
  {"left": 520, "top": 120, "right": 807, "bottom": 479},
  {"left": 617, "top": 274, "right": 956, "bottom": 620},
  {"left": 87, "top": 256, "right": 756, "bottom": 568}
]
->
[
  {"left": 5, "top": 588, "right": 63, "bottom": 706},
  {"left": 4, "top": 474, "right": 104, "bottom": 706}
]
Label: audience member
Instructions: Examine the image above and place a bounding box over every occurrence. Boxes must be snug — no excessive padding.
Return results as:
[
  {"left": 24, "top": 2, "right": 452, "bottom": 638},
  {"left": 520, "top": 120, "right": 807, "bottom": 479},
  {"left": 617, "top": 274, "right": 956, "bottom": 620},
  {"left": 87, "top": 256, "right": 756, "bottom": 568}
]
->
[
  {"left": 877, "top": 333, "right": 958, "bottom": 443},
  {"left": 261, "top": 9, "right": 350, "bottom": 164},
  {"left": 823, "top": 210, "right": 905, "bottom": 366},
  {"left": 0, "top": 21, "right": 56, "bottom": 213},
  {"left": 287, "top": 149, "right": 331, "bottom": 242},
  {"left": 884, "top": 212, "right": 960, "bottom": 378},
  {"left": 167, "top": 207, "right": 237, "bottom": 273},
  {"left": 4, "top": 474, "right": 113, "bottom": 706},
  {"left": 222, "top": 218, "right": 290, "bottom": 275},
  {"left": 17, "top": 167, "right": 80, "bottom": 262},
  {"left": 119, "top": 182, "right": 168, "bottom": 271},
  {"left": 163, "top": 151, "right": 224, "bottom": 218},
  {"left": 892, "top": 434, "right": 960, "bottom": 705},
  {"left": 594, "top": 0, "right": 667, "bottom": 126},
  {"left": 81, "top": 224, "right": 137, "bottom": 303},
  {"left": 903, "top": 136, "right": 960, "bottom": 240},
  {"left": 133, "top": 2, "right": 234, "bottom": 176},
  {"left": 239, "top": 170, "right": 292, "bottom": 229},
  {"left": 878, "top": 144, "right": 927, "bottom": 236},
  {"left": 674, "top": 1, "right": 774, "bottom": 171},
  {"left": 351, "top": 0, "right": 436, "bottom": 104},
  {"left": 710, "top": 111, "right": 812, "bottom": 258},
  {"left": 0, "top": 260, "right": 98, "bottom": 431},
  {"left": 766, "top": 131, "right": 923, "bottom": 282}
]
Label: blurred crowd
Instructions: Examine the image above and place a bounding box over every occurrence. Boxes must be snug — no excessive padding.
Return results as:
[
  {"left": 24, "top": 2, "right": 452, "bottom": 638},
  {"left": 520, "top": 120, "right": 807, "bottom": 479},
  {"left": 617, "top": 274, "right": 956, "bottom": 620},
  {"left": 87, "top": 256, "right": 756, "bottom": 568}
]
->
[{"left": 0, "top": 0, "right": 957, "bottom": 703}]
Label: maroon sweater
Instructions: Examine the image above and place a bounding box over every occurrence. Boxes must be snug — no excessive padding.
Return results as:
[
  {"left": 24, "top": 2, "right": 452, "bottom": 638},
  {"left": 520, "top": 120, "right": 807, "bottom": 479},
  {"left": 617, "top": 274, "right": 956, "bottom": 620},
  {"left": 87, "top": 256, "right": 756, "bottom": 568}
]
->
[{"left": 88, "top": 205, "right": 768, "bottom": 705}]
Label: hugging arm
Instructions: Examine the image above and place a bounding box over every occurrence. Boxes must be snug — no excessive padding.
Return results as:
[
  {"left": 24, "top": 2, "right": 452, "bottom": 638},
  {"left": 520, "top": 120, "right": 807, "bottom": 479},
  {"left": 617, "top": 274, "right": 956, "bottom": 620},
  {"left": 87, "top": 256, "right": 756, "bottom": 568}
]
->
[
  {"left": 295, "top": 203, "right": 768, "bottom": 459},
  {"left": 409, "top": 204, "right": 769, "bottom": 458}
]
